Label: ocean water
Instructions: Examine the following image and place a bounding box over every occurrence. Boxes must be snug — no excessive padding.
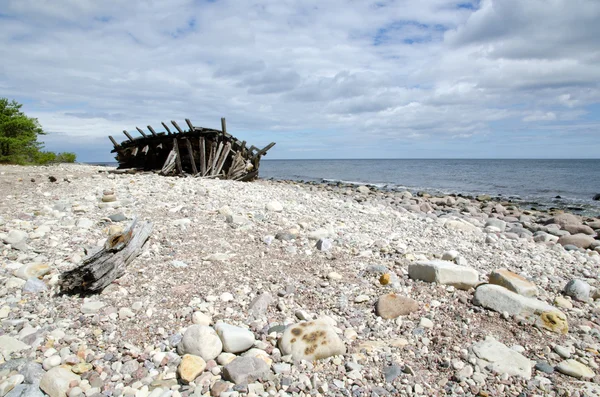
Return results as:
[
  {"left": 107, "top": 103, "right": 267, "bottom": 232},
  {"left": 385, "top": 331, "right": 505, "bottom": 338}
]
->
[{"left": 260, "top": 159, "right": 600, "bottom": 215}]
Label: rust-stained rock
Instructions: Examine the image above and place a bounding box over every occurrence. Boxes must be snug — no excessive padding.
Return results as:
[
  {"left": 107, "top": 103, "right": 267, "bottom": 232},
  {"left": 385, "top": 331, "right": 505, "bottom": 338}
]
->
[
  {"left": 279, "top": 320, "right": 345, "bottom": 361},
  {"left": 537, "top": 311, "right": 569, "bottom": 334},
  {"left": 488, "top": 268, "right": 538, "bottom": 297}
]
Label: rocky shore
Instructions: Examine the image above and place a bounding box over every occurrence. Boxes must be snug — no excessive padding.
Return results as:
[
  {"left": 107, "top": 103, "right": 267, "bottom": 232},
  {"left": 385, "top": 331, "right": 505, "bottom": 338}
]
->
[{"left": 1, "top": 164, "right": 600, "bottom": 397}]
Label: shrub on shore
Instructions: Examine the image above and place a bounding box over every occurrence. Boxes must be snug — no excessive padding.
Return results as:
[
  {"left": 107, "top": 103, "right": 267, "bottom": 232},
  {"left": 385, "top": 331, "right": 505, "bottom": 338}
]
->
[{"left": 0, "top": 97, "right": 76, "bottom": 165}]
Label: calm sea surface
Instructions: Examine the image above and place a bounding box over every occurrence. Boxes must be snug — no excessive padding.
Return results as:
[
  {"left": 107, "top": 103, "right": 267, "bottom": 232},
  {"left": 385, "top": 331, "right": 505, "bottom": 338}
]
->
[{"left": 260, "top": 159, "right": 600, "bottom": 215}]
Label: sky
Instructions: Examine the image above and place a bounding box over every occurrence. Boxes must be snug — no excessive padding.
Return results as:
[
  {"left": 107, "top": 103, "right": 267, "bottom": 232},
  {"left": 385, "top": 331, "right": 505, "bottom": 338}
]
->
[{"left": 1, "top": 0, "right": 599, "bottom": 161}]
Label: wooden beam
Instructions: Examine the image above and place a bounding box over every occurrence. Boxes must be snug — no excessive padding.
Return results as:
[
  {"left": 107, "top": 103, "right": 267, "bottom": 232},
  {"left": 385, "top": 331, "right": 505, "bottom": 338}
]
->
[
  {"left": 172, "top": 138, "right": 182, "bottom": 174},
  {"left": 199, "top": 137, "right": 206, "bottom": 176},
  {"left": 185, "top": 138, "right": 198, "bottom": 175},
  {"left": 123, "top": 130, "right": 134, "bottom": 142},
  {"left": 136, "top": 127, "right": 147, "bottom": 138},
  {"left": 185, "top": 118, "right": 194, "bottom": 132},
  {"left": 161, "top": 122, "right": 172, "bottom": 135},
  {"left": 147, "top": 125, "right": 158, "bottom": 136},
  {"left": 211, "top": 142, "right": 224, "bottom": 175},
  {"left": 171, "top": 120, "right": 184, "bottom": 134},
  {"left": 213, "top": 142, "right": 231, "bottom": 177},
  {"left": 221, "top": 118, "right": 227, "bottom": 136},
  {"left": 252, "top": 142, "right": 276, "bottom": 159},
  {"left": 108, "top": 136, "right": 120, "bottom": 148}
]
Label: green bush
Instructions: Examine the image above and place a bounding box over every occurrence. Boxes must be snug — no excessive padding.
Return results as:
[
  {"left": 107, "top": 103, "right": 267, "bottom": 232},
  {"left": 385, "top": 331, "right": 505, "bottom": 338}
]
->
[{"left": 56, "top": 152, "right": 77, "bottom": 163}]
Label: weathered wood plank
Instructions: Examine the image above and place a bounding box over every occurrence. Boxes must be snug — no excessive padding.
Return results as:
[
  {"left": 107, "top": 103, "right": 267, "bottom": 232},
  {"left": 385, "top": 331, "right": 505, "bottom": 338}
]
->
[
  {"left": 221, "top": 118, "right": 227, "bottom": 136},
  {"left": 185, "top": 138, "right": 198, "bottom": 175},
  {"left": 252, "top": 142, "right": 276, "bottom": 159},
  {"left": 147, "top": 125, "right": 158, "bottom": 136},
  {"left": 213, "top": 142, "right": 231, "bottom": 177},
  {"left": 211, "top": 142, "right": 224, "bottom": 176},
  {"left": 173, "top": 138, "right": 183, "bottom": 174},
  {"left": 59, "top": 219, "right": 153, "bottom": 293},
  {"left": 199, "top": 137, "right": 206, "bottom": 176}
]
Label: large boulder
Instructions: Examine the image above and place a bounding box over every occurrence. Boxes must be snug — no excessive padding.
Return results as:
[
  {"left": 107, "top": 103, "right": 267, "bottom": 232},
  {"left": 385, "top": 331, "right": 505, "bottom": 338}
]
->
[
  {"left": 39, "top": 367, "right": 80, "bottom": 397},
  {"left": 558, "top": 234, "right": 596, "bottom": 249},
  {"left": 473, "top": 284, "right": 563, "bottom": 317},
  {"left": 546, "top": 213, "right": 581, "bottom": 227}
]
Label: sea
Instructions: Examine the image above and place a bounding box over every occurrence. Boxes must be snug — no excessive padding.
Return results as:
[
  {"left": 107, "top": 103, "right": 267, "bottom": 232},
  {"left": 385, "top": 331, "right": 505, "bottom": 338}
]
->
[
  {"left": 88, "top": 159, "right": 600, "bottom": 216},
  {"left": 260, "top": 159, "right": 600, "bottom": 216}
]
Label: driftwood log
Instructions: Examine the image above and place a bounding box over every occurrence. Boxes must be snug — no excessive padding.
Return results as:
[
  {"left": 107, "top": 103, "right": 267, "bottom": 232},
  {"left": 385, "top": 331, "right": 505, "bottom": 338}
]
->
[
  {"left": 108, "top": 117, "right": 275, "bottom": 180},
  {"left": 59, "top": 219, "right": 153, "bottom": 293}
]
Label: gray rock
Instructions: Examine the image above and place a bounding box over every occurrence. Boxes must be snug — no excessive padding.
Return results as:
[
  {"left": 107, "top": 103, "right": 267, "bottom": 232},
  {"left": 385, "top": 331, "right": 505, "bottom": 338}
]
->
[
  {"left": 3, "top": 230, "right": 28, "bottom": 246},
  {"left": 485, "top": 218, "right": 506, "bottom": 231},
  {"left": 222, "top": 357, "right": 270, "bottom": 385},
  {"left": 535, "top": 361, "right": 554, "bottom": 374},
  {"left": 248, "top": 293, "right": 273, "bottom": 317},
  {"left": 472, "top": 338, "right": 532, "bottom": 379},
  {"left": 214, "top": 323, "right": 255, "bottom": 354},
  {"left": 120, "top": 359, "right": 139, "bottom": 375},
  {"left": 563, "top": 224, "right": 595, "bottom": 235},
  {"left": 0, "top": 336, "right": 30, "bottom": 358},
  {"left": 108, "top": 213, "right": 127, "bottom": 222},
  {"left": 177, "top": 325, "right": 223, "bottom": 361},
  {"left": 408, "top": 260, "right": 479, "bottom": 290},
  {"left": 564, "top": 279, "right": 591, "bottom": 302},
  {"left": 22, "top": 278, "right": 47, "bottom": 294},
  {"left": 383, "top": 365, "right": 403, "bottom": 383},
  {"left": 21, "top": 362, "right": 44, "bottom": 384},
  {"left": 316, "top": 238, "right": 333, "bottom": 251},
  {"left": 473, "top": 284, "right": 563, "bottom": 316},
  {"left": 5, "top": 384, "right": 44, "bottom": 397}
]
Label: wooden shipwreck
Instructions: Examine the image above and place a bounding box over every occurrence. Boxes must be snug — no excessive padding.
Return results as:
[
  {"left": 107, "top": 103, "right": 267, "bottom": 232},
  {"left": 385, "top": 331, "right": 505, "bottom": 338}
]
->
[{"left": 108, "top": 118, "right": 275, "bottom": 181}]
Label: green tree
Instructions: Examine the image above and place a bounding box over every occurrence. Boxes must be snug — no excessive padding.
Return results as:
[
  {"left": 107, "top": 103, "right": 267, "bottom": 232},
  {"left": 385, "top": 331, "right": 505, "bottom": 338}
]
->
[{"left": 0, "top": 98, "right": 76, "bottom": 164}]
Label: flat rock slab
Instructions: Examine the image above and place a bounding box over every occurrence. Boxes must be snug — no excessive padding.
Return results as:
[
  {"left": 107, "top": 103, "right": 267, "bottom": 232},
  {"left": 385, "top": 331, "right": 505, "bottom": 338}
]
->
[
  {"left": 409, "top": 260, "right": 479, "bottom": 290},
  {"left": 376, "top": 294, "right": 419, "bottom": 319},
  {"left": 279, "top": 320, "right": 345, "bottom": 361},
  {"left": 472, "top": 338, "right": 532, "bottom": 379},
  {"left": 488, "top": 268, "right": 538, "bottom": 297},
  {"left": 0, "top": 336, "right": 30, "bottom": 358},
  {"left": 222, "top": 357, "right": 270, "bottom": 385},
  {"left": 556, "top": 359, "right": 595, "bottom": 379},
  {"left": 473, "top": 284, "right": 563, "bottom": 317}
]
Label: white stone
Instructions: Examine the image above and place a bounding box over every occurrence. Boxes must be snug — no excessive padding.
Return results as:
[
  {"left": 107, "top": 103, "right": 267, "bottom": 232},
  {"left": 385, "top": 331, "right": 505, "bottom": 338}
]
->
[
  {"left": 3, "top": 230, "right": 28, "bottom": 246},
  {"left": 220, "top": 292, "right": 234, "bottom": 302},
  {"left": 408, "top": 260, "right": 479, "bottom": 290},
  {"left": 76, "top": 218, "right": 94, "bottom": 229},
  {"left": 214, "top": 323, "right": 255, "bottom": 354},
  {"left": 265, "top": 201, "right": 283, "bottom": 212},
  {"left": 472, "top": 338, "right": 532, "bottom": 379},
  {"left": 192, "top": 312, "right": 212, "bottom": 326},
  {"left": 81, "top": 301, "right": 105, "bottom": 314},
  {"left": 327, "top": 272, "right": 342, "bottom": 281},
  {"left": 43, "top": 355, "right": 62, "bottom": 370},
  {"left": 0, "top": 375, "right": 24, "bottom": 397},
  {"left": 177, "top": 325, "right": 223, "bottom": 361},
  {"left": 354, "top": 295, "right": 369, "bottom": 303},
  {"left": 14, "top": 263, "right": 51, "bottom": 280},
  {"left": 419, "top": 318, "right": 434, "bottom": 329},
  {"left": 40, "top": 367, "right": 81, "bottom": 397}
]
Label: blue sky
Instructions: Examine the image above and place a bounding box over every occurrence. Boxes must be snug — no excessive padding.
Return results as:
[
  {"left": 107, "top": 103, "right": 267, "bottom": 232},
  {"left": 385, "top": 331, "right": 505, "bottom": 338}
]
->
[{"left": 1, "top": 0, "right": 599, "bottom": 161}]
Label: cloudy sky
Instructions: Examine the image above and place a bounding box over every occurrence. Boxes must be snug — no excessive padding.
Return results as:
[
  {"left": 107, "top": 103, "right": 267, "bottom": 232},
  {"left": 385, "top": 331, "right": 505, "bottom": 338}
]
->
[{"left": 1, "top": 0, "right": 599, "bottom": 161}]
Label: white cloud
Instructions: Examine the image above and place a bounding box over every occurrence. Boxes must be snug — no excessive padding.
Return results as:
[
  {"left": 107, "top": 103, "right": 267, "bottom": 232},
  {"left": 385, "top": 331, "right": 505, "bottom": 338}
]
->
[{"left": 0, "top": 0, "right": 599, "bottom": 160}]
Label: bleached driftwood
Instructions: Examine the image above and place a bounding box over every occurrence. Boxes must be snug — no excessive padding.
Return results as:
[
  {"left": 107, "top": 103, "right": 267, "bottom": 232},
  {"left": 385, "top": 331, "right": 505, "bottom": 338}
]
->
[{"left": 59, "top": 218, "right": 153, "bottom": 293}]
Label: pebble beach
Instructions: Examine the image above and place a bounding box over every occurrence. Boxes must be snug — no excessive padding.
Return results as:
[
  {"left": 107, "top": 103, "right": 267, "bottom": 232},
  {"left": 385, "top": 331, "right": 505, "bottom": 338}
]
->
[{"left": 1, "top": 163, "right": 600, "bottom": 397}]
